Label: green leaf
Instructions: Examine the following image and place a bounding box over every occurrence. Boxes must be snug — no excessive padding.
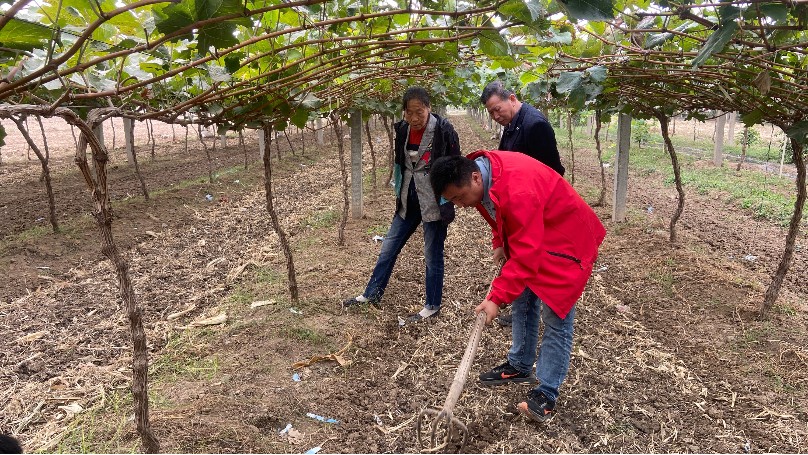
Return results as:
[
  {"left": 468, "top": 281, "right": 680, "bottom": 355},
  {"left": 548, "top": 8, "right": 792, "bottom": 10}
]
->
[
  {"left": 0, "top": 18, "right": 51, "bottom": 51},
  {"left": 759, "top": 4, "right": 789, "bottom": 24},
  {"left": 498, "top": 0, "right": 544, "bottom": 25},
  {"left": 568, "top": 86, "right": 586, "bottom": 110},
  {"left": 153, "top": 2, "right": 195, "bottom": 38},
  {"left": 297, "top": 93, "right": 322, "bottom": 110},
  {"left": 207, "top": 63, "right": 231, "bottom": 82},
  {"left": 588, "top": 21, "right": 606, "bottom": 34},
  {"left": 520, "top": 72, "right": 539, "bottom": 85},
  {"left": 545, "top": 28, "right": 573, "bottom": 44},
  {"left": 208, "top": 103, "right": 224, "bottom": 116},
  {"left": 393, "top": 14, "right": 410, "bottom": 27},
  {"left": 290, "top": 107, "right": 311, "bottom": 129},
  {"left": 478, "top": 30, "right": 510, "bottom": 56},
  {"left": 719, "top": 5, "right": 741, "bottom": 21},
  {"left": 38, "top": 0, "right": 117, "bottom": 26},
  {"left": 741, "top": 108, "right": 765, "bottom": 127},
  {"left": 196, "top": 0, "right": 246, "bottom": 20},
  {"left": 556, "top": 71, "right": 583, "bottom": 94},
  {"left": 586, "top": 66, "right": 607, "bottom": 82},
  {"left": 785, "top": 121, "right": 808, "bottom": 145},
  {"left": 224, "top": 53, "right": 242, "bottom": 73},
  {"left": 198, "top": 22, "right": 240, "bottom": 54},
  {"left": 644, "top": 22, "right": 695, "bottom": 49},
  {"left": 555, "top": 0, "right": 614, "bottom": 21},
  {"left": 691, "top": 21, "right": 738, "bottom": 68}
]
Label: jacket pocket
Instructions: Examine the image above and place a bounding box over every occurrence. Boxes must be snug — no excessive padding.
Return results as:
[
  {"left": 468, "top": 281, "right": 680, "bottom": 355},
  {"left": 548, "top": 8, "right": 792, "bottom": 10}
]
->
[{"left": 547, "top": 250, "right": 584, "bottom": 270}]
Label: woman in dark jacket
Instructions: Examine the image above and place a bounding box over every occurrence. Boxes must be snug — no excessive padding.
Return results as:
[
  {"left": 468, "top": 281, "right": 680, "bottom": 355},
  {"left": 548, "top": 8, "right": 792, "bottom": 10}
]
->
[{"left": 342, "top": 87, "right": 460, "bottom": 322}]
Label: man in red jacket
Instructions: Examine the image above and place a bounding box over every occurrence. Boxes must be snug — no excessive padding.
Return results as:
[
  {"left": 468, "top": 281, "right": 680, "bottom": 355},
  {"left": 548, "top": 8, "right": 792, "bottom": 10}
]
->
[{"left": 429, "top": 151, "right": 606, "bottom": 423}]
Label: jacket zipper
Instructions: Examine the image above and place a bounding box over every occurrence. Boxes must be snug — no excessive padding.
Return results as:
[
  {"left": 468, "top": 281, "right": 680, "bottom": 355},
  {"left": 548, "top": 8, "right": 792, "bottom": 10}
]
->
[{"left": 547, "top": 251, "right": 584, "bottom": 270}]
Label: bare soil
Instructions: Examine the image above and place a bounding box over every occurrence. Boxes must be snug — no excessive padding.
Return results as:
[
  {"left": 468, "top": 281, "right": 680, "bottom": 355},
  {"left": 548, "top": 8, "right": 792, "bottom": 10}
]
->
[{"left": 1, "top": 113, "right": 806, "bottom": 453}]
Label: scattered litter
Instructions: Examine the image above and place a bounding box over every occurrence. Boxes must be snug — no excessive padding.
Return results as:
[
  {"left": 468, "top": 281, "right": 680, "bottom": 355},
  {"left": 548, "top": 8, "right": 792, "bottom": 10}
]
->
[
  {"left": 57, "top": 403, "right": 84, "bottom": 416},
  {"left": 233, "top": 180, "right": 240, "bottom": 184},
  {"left": 292, "top": 334, "right": 353, "bottom": 369},
  {"left": 35, "top": 266, "right": 50, "bottom": 270},
  {"left": 184, "top": 313, "right": 227, "bottom": 328},
  {"left": 647, "top": 205, "right": 654, "bottom": 214},
  {"left": 742, "top": 441, "right": 751, "bottom": 453},
  {"left": 306, "top": 413, "right": 339, "bottom": 424},
  {"left": 304, "top": 447, "right": 321, "bottom": 454},
  {"left": 374, "top": 414, "right": 383, "bottom": 426},
  {"left": 292, "top": 373, "right": 301, "bottom": 382},
  {"left": 167, "top": 304, "right": 197, "bottom": 320},
  {"left": 397, "top": 316, "right": 406, "bottom": 327},
  {"left": 35, "top": 217, "right": 45, "bottom": 222},
  {"left": 615, "top": 304, "right": 631, "bottom": 313},
  {"left": 16, "top": 331, "right": 47, "bottom": 344},
  {"left": 743, "top": 254, "right": 758, "bottom": 262},
  {"left": 602, "top": 163, "right": 611, "bottom": 168},
  {"left": 595, "top": 265, "right": 608, "bottom": 273},
  {"left": 279, "top": 423, "right": 292, "bottom": 435},
  {"left": 290, "top": 307, "right": 303, "bottom": 314},
  {"left": 372, "top": 235, "right": 385, "bottom": 243},
  {"left": 250, "top": 300, "right": 275, "bottom": 309},
  {"left": 205, "top": 194, "right": 213, "bottom": 202},
  {"left": 287, "top": 428, "right": 305, "bottom": 444}
]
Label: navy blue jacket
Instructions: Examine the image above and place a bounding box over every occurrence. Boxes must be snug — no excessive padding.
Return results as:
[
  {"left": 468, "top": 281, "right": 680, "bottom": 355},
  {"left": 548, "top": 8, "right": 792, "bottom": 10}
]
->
[{"left": 498, "top": 103, "right": 565, "bottom": 176}]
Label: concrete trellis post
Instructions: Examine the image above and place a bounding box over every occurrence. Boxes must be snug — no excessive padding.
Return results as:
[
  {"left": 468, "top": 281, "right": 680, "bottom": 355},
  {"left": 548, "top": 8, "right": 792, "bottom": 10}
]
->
[
  {"left": 612, "top": 113, "right": 631, "bottom": 222},
  {"left": 123, "top": 118, "right": 135, "bottom": 165},
  {"left": 350, "top": 109, "right": 363, "bottom": 219},
  {"left": 714, "top": 113, "right": 726, "bottom": 166},
  {"left": 258, "top": 128, "right": 266, "bottom": 160},
  {"left": 316, "top": 117, "right": 324, "bottom": 145}
]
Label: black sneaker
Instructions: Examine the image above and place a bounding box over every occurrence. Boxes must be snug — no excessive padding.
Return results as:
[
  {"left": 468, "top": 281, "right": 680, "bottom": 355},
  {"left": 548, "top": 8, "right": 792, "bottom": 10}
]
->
[
  {"left": 478, "top": 361, "right": 536, "bottom": 386},
  {"left": 517, "top": 390, "right": 556, "bottom": 422},
  {"left": 342, "top": 296, "right": 380, "bottom": 308},
  {"left": 405, "top": 309, "right": 440, "bottom": 324}
]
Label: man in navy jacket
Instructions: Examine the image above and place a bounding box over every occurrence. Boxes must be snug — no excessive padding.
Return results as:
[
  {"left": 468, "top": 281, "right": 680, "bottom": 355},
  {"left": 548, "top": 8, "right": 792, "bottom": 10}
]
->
[
  {"left": 481, "top": 80, "right": 565, "bottom": 176},
  {"left": 481, "top": 80, "right": 566, "bottom": 326}
]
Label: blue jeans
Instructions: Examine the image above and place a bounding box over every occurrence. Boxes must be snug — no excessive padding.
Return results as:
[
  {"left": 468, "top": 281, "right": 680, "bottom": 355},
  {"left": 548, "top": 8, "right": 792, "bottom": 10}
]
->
[
  {"left": 363, "top": 181, "right": 447, "bottom": 310},
  {"left": 507, "top": 288, "right": 575, "bottom": 402}
]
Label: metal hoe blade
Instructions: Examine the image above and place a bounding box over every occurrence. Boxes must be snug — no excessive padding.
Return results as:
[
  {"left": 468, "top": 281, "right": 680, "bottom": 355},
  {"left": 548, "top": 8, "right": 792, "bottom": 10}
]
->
[{"left": 416, "top": 310, "right": 487, "bottom": 453}]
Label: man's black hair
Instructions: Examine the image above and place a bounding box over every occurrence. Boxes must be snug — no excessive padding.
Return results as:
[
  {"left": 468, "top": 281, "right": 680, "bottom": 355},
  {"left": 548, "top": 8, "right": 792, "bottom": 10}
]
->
[
  {"left": 402, "top": 86, "right": 431, "bottom": 110},
  {"left": 429, "top": 155, "right": 480, "bottom": 200},
  {"left": 0, "top": 434, "right": 22, "bottom": 454},
  {"left": 480, "top": 80, "right": 514, "bottom": 105}
]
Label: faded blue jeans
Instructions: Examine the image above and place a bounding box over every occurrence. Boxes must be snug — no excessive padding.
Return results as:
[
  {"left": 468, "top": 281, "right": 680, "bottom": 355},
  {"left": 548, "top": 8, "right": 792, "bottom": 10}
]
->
[
  {"left": 362, "top": 181, "right": 447, "bottom": 310},
  {"left": 507, "top": 287, "right": 576, "bottom": 402}
]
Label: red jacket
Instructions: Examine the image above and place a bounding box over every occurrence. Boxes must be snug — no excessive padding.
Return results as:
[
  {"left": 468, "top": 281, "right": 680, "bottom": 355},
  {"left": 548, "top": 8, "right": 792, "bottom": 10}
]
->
[{"left": 468, "top": 150, "right": 606, "bottom": 319}]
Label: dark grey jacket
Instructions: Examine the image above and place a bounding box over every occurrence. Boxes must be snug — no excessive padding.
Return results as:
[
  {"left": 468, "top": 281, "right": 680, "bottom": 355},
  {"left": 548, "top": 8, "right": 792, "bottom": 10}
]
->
[{"left": 499, "top": 103, "right": 565, "bottom": 176}]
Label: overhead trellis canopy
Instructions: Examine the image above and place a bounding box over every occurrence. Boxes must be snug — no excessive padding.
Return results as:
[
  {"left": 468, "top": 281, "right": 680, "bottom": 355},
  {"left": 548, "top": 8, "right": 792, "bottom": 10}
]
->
[
  {"left": 543, "top": 0, "right": 808, "bottom": 135},
  {"left": 0, "top": 0, "right": 539, "bottom": 130},
  {"left": 0, "top": 0, "right": 806, "bottom": 133}
]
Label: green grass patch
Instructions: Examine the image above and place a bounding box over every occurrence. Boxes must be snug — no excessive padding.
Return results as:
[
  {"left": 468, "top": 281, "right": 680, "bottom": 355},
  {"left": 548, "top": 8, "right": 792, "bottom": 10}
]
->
[
  {"left": 278, "top": 325, "right": 328, "bottom": 345},
  {"left": 150, "top": 332, "right": 220, "bottom": 382},
  {"left": 366, "top": 224, "right": 388, "bottom": 237},
  {"left": 305, "top": 209, "right": 340, "bottom": 229},
  {"left": 227, "top": 287, "right": 257, "bottom": 307},
  {"left": 253, "top": 266, "right": 284, "bottom": 285},
  {"left": 599, "top": 139, "right": 800, "bottom": 227},
  {"left": 0, "top": 213, "right": 95, "bottom": 255},
  {"left": 52, "top": 390, "right": 138, "bottom": 454}
]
